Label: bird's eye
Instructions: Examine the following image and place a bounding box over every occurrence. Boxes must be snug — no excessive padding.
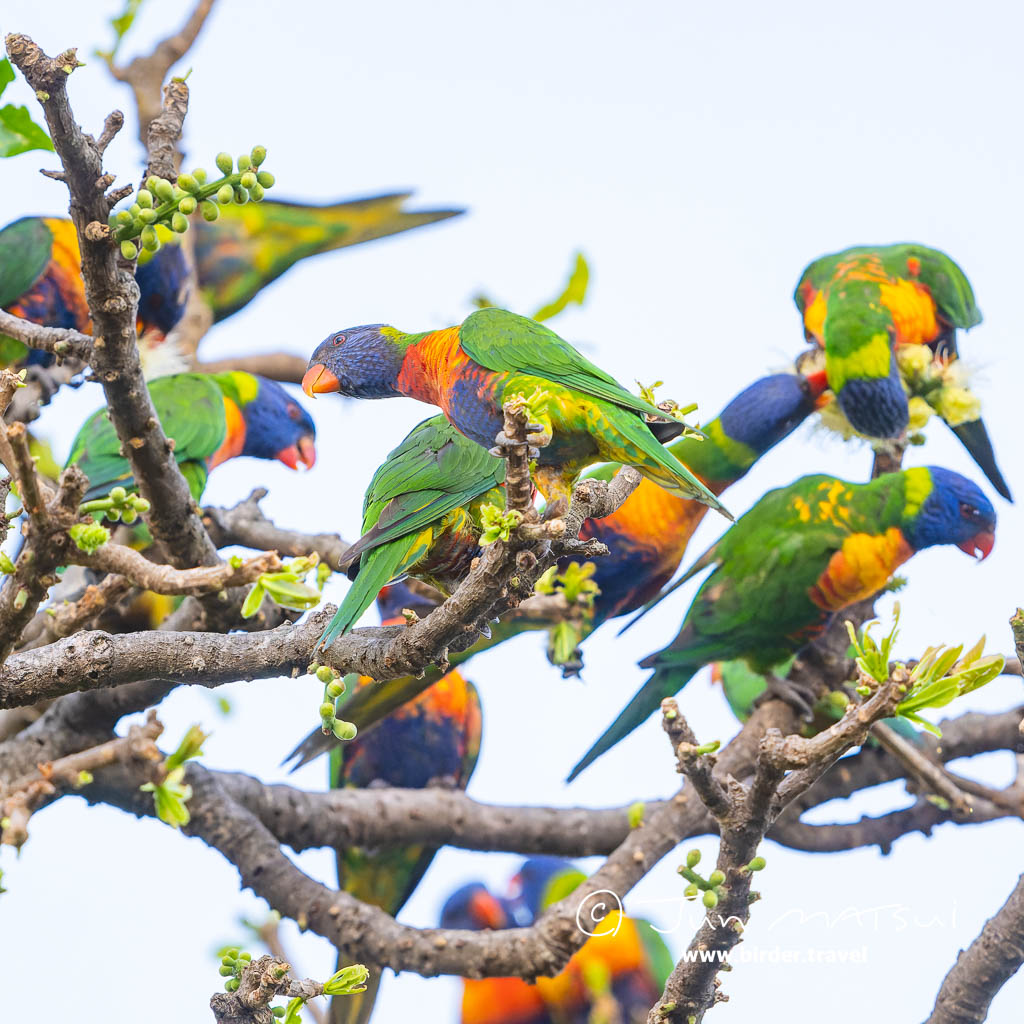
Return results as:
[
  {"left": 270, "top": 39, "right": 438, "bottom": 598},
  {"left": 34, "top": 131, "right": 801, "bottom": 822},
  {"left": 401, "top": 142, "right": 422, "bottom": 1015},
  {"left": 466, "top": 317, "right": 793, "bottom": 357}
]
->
[
  {"left": 331, "top": 333, "right": 346, "bottom": 346},
  {"left": 287, "top": 404, "right": 302, "bottom": 420},
  {"left": 960, "top": 502, "right": 981, "bottom": 521}
]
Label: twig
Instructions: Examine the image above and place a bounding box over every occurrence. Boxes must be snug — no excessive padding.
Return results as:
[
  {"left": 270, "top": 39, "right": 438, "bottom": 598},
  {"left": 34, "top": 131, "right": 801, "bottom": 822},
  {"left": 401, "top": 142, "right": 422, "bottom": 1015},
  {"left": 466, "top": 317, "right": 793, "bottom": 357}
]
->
[
  {"left": 6, "top": 33, "right": 221, "bottom": 570},
  {"left": 0, "top": 308, "right": 93, "bottom": 361},
  {"left": 106, "top": 0, "right": 217, "bottom": 145},
  {"left": 0, "top": 710, "right": 162, "bottom": 847},
  {"left": 74, "top": 544, "right": 280, "bottom": 596},
  {"left": 203, "top": 489, "right": 350, "bottom": 568},
  {"left": 210, "top": 953, "right": 327, "bottom": 1024},
  {"left": 871, "top": 720, "right": 974, "bottom": 816}
]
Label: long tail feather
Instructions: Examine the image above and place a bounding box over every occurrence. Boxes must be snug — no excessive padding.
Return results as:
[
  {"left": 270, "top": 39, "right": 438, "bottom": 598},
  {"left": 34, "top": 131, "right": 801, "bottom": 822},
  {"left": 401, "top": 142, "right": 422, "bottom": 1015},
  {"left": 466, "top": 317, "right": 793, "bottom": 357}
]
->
[
  {"left": 949, "top": 417, "right": 1013, "bottom": 502},
  {"left": 566, "top": 663, "right": 699, "bottom": 781},
  {"left": 318, "top": 544, "right": 412, "bottom": 652},
  {"left": 614, "top": 409, "right": 732, "bottom": 519}
]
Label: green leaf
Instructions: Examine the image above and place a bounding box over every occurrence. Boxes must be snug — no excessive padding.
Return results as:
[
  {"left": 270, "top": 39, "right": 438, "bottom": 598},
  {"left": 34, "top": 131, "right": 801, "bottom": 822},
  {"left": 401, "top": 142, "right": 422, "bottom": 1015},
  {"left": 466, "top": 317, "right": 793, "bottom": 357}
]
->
[
  {"left": 261, "top": 577, "right": 322, "bottom": 611},
  {"left": 0, "top": 103, "right": 55, "bottom": 157},
  {"left": 240, "top": 581, "right": 265, "bottom": 618},
  {"left": 323, "top": 964, "right": 370, "bottom": 996},
  {"left": 532, "top": 252, "right": 590, "bottom": 322},
  {"left": 96, "top": 0, "right": 147, "bottom": 62},
  {"left": 0, "top": 59, "right": 15, "bottom": 95}
]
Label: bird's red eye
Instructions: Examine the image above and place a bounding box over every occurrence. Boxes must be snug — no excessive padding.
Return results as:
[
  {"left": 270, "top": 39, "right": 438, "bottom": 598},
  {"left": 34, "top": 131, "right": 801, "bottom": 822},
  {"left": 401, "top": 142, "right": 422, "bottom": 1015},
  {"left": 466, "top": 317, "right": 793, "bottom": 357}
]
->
[
  {"left": 332, "top": 333, "right": 346, "bottom": 346},
  {"left": 288, "top": 404, "right": 302, "bottom": 420},
  {"left": 960, "top": 502, "right": 981, "bottom": 521}
]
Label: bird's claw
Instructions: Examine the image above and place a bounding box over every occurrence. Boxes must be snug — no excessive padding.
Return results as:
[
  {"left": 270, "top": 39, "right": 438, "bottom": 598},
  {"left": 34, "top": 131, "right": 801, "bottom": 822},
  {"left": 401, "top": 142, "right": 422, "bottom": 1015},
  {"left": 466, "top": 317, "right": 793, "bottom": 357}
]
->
[{"left": 755, "top": 672, "right": 818, "bottom": 721}]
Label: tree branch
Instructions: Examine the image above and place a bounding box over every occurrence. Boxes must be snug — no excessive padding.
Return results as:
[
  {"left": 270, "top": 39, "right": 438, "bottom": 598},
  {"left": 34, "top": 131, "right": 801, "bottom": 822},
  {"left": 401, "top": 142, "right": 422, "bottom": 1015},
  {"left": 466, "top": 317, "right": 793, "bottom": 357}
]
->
[
  {"left": 6, "top": 33, "right": 220, "bottom": 571},
  {"left": 0, "top": 308, "right": 93, "bottom": 361},
  {"left": 74, "top": 544, "right": 280, "bottom": 596},
  {"left": 926, "top": 872, "right": 1024, "bottom": 1024}
]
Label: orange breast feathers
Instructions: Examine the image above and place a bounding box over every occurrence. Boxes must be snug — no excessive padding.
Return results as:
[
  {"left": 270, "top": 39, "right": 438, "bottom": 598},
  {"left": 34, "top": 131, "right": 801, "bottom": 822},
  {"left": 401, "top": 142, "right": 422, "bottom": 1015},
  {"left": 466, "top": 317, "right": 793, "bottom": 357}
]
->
[
  {"left": 461, "top": 977, "right": 547, "bottom": 1024},
  {"left": 397, "top": 326, "right": 472, "bottom": 404},
  {"left": 809, "top": 527, "right": 914, "bottom": 611},
  {"left": 535, "top": 912, "right": 648, "bottom": 1007},
  {"left": 208, "top": 397, "right": 246, "bottom": 469},
  {"left": 593, "top": 477, "right": 711, "bottom": 574}
]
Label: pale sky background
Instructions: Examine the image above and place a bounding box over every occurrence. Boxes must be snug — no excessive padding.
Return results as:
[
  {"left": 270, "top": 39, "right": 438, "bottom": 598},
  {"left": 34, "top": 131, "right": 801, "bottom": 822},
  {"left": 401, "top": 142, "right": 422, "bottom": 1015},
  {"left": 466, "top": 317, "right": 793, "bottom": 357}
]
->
[{"left": 2, "top": 2, "right": 1024, "bottom": 1022}]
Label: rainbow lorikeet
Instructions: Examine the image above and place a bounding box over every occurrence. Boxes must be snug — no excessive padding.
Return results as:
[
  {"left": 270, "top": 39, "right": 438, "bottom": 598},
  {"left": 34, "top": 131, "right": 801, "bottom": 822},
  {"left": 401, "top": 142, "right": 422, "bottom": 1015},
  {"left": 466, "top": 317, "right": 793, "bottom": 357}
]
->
[
  {"left": 315, "top": 415, "right": 506, "bottom": 652},
  {"left": 577, "top": 370, "right": 828, "bottom": 625},
  {"left": 794, "top": 243, "right": 1011, "bottom": 500},
  {"left": 507, "top": 858, "right": 673, "bottom": 1024},
  {"left": 193, "top": 194, "right": 461, "bottom": 322},
  {"left": 441, "top": 859, "right": 673, "bottom": 1024},
  {"left": 66, "top": 371, "right": 316, "bottom": 501},
  {"left": 568, "top": 466, "right": 996, "bottom": 779},
  {"left": 328, "top": 647, "right": 481, "bottom": 1024},
  {"left": 0, "top": 216, "right": 188, "bottom": 367},
  {"left": 441, "top": 883, "right": 552, "bottom": 1024},
  {"left": 302, "top": 307, "right": 728, "bottom": 512}
]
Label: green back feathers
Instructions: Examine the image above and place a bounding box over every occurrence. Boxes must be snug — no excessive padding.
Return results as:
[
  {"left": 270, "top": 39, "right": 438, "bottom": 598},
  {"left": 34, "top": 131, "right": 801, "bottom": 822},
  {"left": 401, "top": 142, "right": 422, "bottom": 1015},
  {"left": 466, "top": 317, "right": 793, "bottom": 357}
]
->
[
  {"left": 0, "top": 217, "right": 54, "bottom": 308},
  {"left": 319, "top": 417, "right": 505, "bottom": 649},
  {"left": 67, "top": 374, "right": 228, "bottom": 501},
  {"left": 794, "top": 242, "right": 981, "bottom": 329},
  {"left": 341, "top": 415, "right": 505, "bottom": 571},
  {"left": 459, "top": 308, "right": 675, "bottom": 422}
]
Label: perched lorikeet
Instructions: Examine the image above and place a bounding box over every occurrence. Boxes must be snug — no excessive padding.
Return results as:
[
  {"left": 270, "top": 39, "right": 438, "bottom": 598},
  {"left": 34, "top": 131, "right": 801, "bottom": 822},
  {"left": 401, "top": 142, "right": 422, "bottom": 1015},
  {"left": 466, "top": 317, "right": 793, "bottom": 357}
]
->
[
  {"left": 442, "top": 859, "right": 673, "bottom": 1024},
  {"left": 315, "top": 415, "right": 506, "bottom": 652},
  {"left": 328, "top": 635, "right": 481, "bottom": 1024},
  {"left": 66, "top": 371, "right": 316, "bottom": 501},
  {"left": 568, "top": 466, "right": 996, "bottom": 779},
  {"left": 441, "top": 883, "right": 553, "bottom": 1024},
  {"left": 302, "top": 307, "right": 727, "bottom": 512},
  {"left": 506, "top": 858, "right": 673, "bottom": 1024},
  {"left": 794, "top": 243, "right": 1011, "bottom": 500},
  {"left": 193, "top": 194, "right": 461, "bottom": 322},
  {"left": 0, "top": 216, "right": 188, "bottom": 366}
]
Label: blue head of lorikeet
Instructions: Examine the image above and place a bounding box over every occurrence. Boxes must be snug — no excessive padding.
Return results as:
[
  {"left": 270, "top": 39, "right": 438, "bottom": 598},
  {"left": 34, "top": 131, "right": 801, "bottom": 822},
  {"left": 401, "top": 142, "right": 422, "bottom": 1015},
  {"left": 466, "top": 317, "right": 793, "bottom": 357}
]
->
[
  {"left": 440, "top": 882, "right": 508, "bottom": 931},
  {"left": 901, "top": 465, "right": 995, "bottom": 558},
  {"left": 226, "top": 374, "right": 318, "bottom": 470},
  {"left": 135, "top": 243, "right": 189, "bottom": 338},
  {"left": 303, "top": 324, "right": 406, "bottom": 399},
  {"left": 504, "top": 857, "right": 577, "bottom": 926}
]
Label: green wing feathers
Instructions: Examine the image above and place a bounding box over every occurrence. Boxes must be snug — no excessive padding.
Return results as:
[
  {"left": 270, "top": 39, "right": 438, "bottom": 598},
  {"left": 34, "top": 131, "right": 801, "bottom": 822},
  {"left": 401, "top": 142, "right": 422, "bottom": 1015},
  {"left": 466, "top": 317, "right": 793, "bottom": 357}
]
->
[
  {"left": 66, "top": 374, "right": 227, "bottom": 501},
  {"left": 460, "top": 307, "right": 683, "bottom": 422}
]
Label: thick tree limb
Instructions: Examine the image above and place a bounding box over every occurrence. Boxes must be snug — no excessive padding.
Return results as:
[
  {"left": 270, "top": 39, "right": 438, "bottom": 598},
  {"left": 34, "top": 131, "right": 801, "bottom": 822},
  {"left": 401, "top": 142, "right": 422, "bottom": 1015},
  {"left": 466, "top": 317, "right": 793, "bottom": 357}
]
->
[{"left": 926, "top": 873, "right": 1024, "bottom": 1024}]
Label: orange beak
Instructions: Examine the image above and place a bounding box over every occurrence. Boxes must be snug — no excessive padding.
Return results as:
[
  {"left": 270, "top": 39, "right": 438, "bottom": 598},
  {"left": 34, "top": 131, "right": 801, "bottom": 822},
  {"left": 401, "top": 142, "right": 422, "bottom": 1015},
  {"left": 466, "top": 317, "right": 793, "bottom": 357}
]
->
[
  {"left": 302, "top": 364, "right": 340, "bottom": 398},
  {"left": 298, "top": 435, "right": 316, "bottom": 469},
  {"left": 957, "top": 528, "right": 995, "bottom": 561},
  {"left": 469, "top": 890, "right": 506, "bottom": 931}
]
